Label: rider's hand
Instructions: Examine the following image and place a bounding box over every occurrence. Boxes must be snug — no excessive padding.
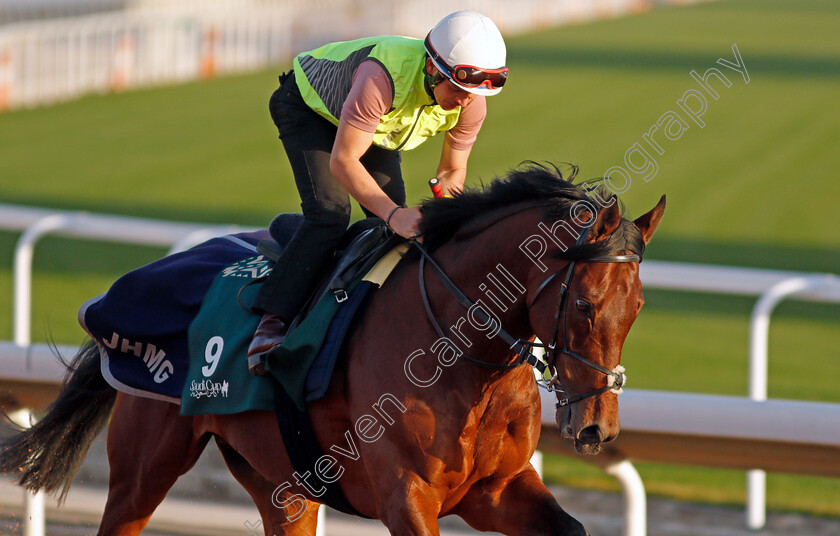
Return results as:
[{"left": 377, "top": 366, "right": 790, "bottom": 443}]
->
[{"left": 388, "top": 206, "right": 422, "bottom": 240}]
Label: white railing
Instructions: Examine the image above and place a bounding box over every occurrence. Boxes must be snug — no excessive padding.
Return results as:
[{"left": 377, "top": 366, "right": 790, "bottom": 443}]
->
[
  {"left": 644, "top": 257, "right": 840, "bottom": 532},
  {"left": 1, "top": 203, "right": 838, "bottom": 535},
  {"left": 1, "top": 204, "right": 255, "bottom": 347},
  {"left": 0, "top": 6, "right": 293, "bottom": 110},
  {"left": 0, "top": 0, "right": 694, "bottom": 111},
  {"left": 537, "top": 389, "right": 840, "bottom": 536}
]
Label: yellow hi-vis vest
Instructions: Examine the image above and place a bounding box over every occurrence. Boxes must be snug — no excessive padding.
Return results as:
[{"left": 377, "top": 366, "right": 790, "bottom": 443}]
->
[{"left": 293, "top": 36, "right": 461, "bottom": 151}]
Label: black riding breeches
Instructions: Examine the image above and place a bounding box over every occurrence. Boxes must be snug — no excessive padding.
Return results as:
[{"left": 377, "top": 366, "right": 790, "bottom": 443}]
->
[{"left": 253, "top": 71, "right": 405, "bottom": 321}]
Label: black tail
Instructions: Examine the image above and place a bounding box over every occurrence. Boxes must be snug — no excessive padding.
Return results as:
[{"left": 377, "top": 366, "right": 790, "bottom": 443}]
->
[{"left": 0, "top": 340, "right": 116, "bottom": 502}]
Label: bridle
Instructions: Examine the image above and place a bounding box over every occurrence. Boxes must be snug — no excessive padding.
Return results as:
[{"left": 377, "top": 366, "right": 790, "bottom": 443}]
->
[
  {"left": 523, "top": 224, "right": 639, "bottom": 407},
  {"left": 413, "top": 220, "right": 641, "bottom": 409}
]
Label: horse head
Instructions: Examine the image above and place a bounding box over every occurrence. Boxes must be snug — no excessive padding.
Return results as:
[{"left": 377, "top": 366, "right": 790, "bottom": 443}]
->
[
  {"left": 419, "top": 166, "right": 665, "bottom": 456},
  {"left": 526, "top": 193, "right": 665, "bottom": 454}
]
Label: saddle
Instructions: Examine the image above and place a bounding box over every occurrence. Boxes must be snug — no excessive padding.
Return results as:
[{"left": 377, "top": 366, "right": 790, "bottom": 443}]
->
[
  {"left": 258, "top": 213, "right": 402, "bottom": 323},
  {"left": 247, "top": 214, "right": 404, "bottom": 410}
]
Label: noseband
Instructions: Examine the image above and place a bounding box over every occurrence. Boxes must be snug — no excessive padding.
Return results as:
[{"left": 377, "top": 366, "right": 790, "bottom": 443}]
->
[{"left": 413, "top": 220, "right": 640, "bottom": 409}]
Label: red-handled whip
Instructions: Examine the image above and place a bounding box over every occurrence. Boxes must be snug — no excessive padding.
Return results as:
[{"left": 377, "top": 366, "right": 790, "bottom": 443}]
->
[{"left": 428, "top": 177, "right": 443, "bottom": 198}]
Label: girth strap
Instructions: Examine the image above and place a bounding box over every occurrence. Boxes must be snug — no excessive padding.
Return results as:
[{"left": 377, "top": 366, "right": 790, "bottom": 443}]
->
[{"left": 273, "top": 384, "right": 371, "bottom": 518}]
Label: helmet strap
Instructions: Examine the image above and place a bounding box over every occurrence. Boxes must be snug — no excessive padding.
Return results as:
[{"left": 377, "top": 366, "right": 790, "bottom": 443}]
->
[
  {"left": 423, "top": 64, "right": 441, "bottom": 104},
  {"left": 425, "top": 62, "right": 455, "bottom": 105}
]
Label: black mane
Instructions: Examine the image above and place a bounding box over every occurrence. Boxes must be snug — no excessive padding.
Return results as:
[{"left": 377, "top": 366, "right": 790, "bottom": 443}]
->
[{"left": 418, "top": 163, "right": 645, "bottom": 259}]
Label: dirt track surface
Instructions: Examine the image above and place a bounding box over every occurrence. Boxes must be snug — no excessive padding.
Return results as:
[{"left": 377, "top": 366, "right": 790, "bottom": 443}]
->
[
  {"left": 2, "top": 428, "right": 837, "bottom": 536},
  {"left": 553, "top": 486, "right": 840, "bottom": 536},
  {"left": 2, "top": 485, "right": 840, "bottom": 536}
]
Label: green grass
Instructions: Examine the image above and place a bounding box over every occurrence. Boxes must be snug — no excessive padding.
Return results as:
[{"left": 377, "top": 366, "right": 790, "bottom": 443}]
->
[
  {"left": 622, "top": 290, "right": 840, "bottom": 401},
  {"left": 1, "top": 0, "right": 839, "bottom": 519}
]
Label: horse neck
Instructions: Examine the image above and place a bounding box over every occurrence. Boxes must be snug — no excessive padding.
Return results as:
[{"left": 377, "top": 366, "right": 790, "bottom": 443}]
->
[{"left": 426, "top": 208, "right": 545, "bottom": 364}]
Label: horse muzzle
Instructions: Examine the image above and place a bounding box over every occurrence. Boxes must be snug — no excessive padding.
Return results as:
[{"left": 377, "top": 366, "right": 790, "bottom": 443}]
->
[
  {"left": 556, "top": 402, "right": 620, "bottom": 455},
  {"left": 573, "top": 424, "right": 610, "bottom": 455}
]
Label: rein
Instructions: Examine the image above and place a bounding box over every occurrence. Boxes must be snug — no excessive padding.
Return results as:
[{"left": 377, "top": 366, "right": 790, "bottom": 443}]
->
[
  {"left": 417, "top": 245, "right": 546, "bottom": 373},
  {"left": 412, "top": 219, "right": 641, "bottom": 408}
]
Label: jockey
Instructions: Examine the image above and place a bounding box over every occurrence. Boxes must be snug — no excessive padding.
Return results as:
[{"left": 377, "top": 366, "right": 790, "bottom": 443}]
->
[{"left": 248, "top": 10, "right": 508, "bottom": 374}]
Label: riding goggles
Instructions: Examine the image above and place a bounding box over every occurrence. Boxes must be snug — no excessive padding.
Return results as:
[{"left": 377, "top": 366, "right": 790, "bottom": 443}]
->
[{"left": 424, "top": 36, "right": 508, "bottom": 91}]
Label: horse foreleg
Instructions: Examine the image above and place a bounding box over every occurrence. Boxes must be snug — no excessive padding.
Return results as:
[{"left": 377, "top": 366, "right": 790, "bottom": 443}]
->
[
  {"left": 98, "top": 394, "right": 209, "bottom": 536},
  {"left": 454, "top": 466, "right": 588, "bottom": 536},
  {"left": 215, "top": 438, "right": 320, "bottom": 536},
  {"left": 378, "top": 474, "right": 442, "bottom": 536}
]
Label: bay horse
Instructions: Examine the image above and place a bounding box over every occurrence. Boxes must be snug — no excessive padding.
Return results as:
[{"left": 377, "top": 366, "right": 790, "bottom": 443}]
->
[{"left": 1, "top": 165, "right": 664, "bottom": 536}]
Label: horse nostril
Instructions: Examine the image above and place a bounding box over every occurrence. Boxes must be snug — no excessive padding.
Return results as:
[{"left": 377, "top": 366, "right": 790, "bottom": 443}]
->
[
  {"left": 577, "top": 424, "right": 603, "bottom": 444},
  {"left": 603, "top": 429, "right": 619, "bottom": 443}
]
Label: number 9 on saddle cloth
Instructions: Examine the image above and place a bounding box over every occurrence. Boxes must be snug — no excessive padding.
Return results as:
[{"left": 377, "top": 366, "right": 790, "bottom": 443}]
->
[{"left": 78, "top": 213, "right": 402, "bottom": 412}]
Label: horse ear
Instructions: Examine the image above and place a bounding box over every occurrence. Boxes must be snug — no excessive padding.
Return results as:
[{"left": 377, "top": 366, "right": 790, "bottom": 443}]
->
[
  {"left": 591, "top": 200, "right": 621, "bottom": 240},
  {"left": 634, "top": 195, "right": 666, "bottom": 244}
]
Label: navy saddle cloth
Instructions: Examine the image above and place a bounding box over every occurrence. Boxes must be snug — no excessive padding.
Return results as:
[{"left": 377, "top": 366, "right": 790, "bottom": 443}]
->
[{"left": 78, "top": 214, "right": 380, "bottom": 406}]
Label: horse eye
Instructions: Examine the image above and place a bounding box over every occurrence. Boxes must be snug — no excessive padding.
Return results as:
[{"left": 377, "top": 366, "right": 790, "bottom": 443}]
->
[{"left": 575, "top": 299, "right": 591, "bottom": 312}]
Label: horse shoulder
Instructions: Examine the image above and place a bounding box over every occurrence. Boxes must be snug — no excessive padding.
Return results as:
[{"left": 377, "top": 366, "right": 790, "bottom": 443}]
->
[{"left": 470, "top": 372, "right": 542, "bottom": 476}]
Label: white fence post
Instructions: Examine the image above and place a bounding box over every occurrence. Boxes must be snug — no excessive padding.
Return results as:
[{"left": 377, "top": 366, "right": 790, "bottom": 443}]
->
[
  {"left": 23, "top": 483, "right": 46, "bottom": 536},
  {"left": 746, "top": 275, "right": 834, "bottom": 529},
  {"left": 530, "top": 450, "right": 544, "bottom": 480},
  {"left": 7, "top": 409, "right": 46, "bottom": 536},
  {"left": 6, "top": 409, "right": 46, "bottom": 536},
  {"left": 13, "top": 213, "right": 77, "bottom": 536},
  {"left": 605, "top": 460, "right": 647, "bottom": 536},
  {"left": 13, "top": 213, "right": 76, "bottom": 347},
  {"left": 531, "top": 345, "right": 545, "bottom": 482},
  {"left": 316, "top": 506, "right": 326, "bottom": 536}
]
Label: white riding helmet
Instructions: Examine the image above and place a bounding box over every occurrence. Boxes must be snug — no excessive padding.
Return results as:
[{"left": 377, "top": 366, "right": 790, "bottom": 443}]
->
[{"left": 424, "top": 10, "right": 508, "bottom": 96}]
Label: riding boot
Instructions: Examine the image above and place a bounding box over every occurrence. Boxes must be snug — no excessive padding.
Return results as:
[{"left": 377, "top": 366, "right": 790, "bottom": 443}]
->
[{"left": 247, "top": 314, "right": 288, "bottom": 376}]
